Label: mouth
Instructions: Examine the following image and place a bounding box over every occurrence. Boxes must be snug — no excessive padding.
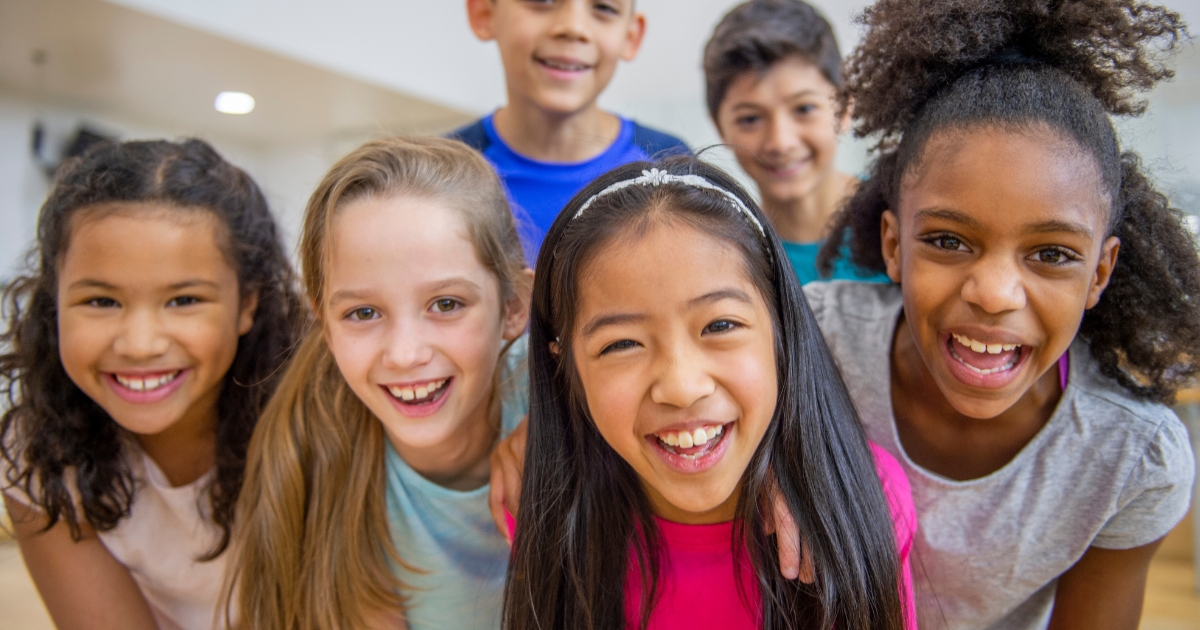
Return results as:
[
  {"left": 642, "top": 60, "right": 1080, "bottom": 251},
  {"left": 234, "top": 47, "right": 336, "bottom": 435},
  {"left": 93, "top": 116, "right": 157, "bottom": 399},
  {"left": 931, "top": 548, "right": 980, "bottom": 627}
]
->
[
  {"left": 646, "top": 422, "right": 733, "bottom": 473},
  {"left": 535, "top": 55, "right": 593, "bottom": 77},
  {"left": 759, "top": 157, "right": 812, "bottom": 179},
  {"left": 944, "top": 332, "right": 1030, "bottom": 388},
  {"left": 105, "top": 369, "right": 187, "bottom": 403},
  {"left": 383, "top": 377, "right": 453, "bottom": 417}
]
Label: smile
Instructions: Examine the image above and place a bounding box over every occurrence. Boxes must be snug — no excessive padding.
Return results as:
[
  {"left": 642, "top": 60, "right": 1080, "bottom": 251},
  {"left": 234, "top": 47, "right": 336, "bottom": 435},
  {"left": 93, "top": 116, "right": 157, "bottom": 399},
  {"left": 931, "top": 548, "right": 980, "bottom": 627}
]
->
[
  {"left": 535, "top": 56, "right": 593, "bottom": 74},
  {"left": 105, "top": 369, "right": 188, "bottom": 403},
  {"left": 943, "top": 331, "right": 1031, "bottom": 389},
  {"left": 646, "top": 422, "right": 733, "bottom": 473},
  {"left": 386, "top": 378, "right": 451, "bottom": 406},
  {"left": 113, "top": 370, "right": 181, "bottom": 392}
]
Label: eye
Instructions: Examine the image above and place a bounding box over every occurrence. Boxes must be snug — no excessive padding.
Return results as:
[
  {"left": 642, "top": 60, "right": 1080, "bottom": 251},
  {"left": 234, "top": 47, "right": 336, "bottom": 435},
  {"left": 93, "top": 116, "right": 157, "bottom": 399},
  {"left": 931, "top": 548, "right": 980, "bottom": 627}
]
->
[
  {"left": 85, "top": 297, "right": 119, "bottom": 308},
  {"left": 599, "top": 339, "right": 638, "bottom": 355},
  {"left": 924, "top": 233, "right": 968, "bottom": 252},
  {"left": 431, "top": 298, "right": 462, "bottom": 314},
  {"left": 1031, "top": 247, "right": 1080, "bottom": 265},
  {"left": 703, "top": 319, "right": 740, "bottom": 335},
  {"left": 735, "top": 115, "right": 760, "bottom": 127},
  {"left": 347, "top": 307, "right": 378, "bottom": 322},
  {"left": 794, "top": 104, "right": 816, "bottom": 116},
  {"left": 167, "top": 296, "right": 200, "bottom": 307},
  {"left": 593, "top": 1, "right": 620, "bottom": 15}
]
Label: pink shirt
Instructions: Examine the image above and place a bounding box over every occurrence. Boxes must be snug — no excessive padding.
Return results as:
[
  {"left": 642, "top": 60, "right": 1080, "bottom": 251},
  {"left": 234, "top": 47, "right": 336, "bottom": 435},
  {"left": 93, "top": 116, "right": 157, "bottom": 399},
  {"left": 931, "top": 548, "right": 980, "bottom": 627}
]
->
[{"left": 622, "top": 442, "right": 918, "bottom": 629}]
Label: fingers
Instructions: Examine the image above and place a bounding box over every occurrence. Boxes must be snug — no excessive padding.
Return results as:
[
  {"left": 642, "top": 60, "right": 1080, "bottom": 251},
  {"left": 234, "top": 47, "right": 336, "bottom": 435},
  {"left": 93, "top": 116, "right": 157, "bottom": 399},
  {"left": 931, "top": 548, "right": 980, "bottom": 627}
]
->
[
  {"left": 488, "top": 449, "right": 512, "bottom": 544},
  {"left": 488, "top": 418, "right": 530, "bottom": 546},
  {"left": 772, "top": 492, "right": 802, "bottom": 580}
]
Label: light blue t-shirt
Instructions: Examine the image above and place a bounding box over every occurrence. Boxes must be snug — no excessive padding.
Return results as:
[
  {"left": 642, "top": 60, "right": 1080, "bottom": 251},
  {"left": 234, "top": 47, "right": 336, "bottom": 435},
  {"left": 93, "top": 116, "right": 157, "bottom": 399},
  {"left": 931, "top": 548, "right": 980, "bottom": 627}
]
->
[
  {"left": 783, "top": 239, "right": 891, "bottom": 285},
  {"left": 384, "top": 337, "right": 528, "bottom": 630}
]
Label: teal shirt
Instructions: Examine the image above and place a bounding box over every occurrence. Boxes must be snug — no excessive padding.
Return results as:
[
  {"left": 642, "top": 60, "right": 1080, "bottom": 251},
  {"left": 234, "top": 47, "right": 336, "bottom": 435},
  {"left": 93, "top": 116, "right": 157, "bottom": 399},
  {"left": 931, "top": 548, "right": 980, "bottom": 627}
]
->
[
  {"left": 384, "top": 337, "right": 528, "bottom": 630},
  {"left": 782, "top": 240, "right": 890, "bottom": 285}
]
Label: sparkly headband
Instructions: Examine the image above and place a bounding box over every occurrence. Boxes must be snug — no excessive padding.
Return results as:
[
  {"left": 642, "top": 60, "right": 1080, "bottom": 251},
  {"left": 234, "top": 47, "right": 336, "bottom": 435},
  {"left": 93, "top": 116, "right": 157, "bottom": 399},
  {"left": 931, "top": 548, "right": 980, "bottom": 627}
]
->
[{"left": 571, "top": 168, "right": 767, "bottom": 238}]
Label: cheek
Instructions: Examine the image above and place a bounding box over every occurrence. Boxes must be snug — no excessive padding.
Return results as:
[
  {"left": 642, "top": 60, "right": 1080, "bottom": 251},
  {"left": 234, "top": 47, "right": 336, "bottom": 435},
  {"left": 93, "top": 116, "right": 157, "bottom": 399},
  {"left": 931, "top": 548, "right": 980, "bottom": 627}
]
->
[
  {"left": 579, "top": 365, "right": 642, "bottom": 441},
  {"left": 326, "top": 327, "right": 380, "bottom": 387},
  {"left": 56, "top": 314, "right": 105, "bottom": 380}
]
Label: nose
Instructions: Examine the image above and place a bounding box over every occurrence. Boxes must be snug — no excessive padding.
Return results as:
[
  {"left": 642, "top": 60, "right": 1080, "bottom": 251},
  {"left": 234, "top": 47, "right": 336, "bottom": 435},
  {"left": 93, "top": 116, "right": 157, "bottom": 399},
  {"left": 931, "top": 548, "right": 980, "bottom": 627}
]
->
[
  {"left": 551, "top": 0, "right": 590, "bottom": 42},
  {"left": 761, "top": 114, "right": 802, "bottom": 158},
  {"left": 961, "top": 253, "right": 1028, "bottom": 314},
  {"left": 381, "top": 317, "right": 436, "bottom": 371},
  {"left": 649, "top": 339, "right": 717, "bottom": 410},
  {"left": 112, "top": 307, "right": 171, "bottom": 360}
]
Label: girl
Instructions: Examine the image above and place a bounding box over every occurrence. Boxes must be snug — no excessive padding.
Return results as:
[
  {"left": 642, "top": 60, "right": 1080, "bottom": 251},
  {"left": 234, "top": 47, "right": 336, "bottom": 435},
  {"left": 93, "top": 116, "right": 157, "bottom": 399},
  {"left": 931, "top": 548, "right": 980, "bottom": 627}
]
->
[
  {"left": 0, "top": 139, "right": 305, "bottom": 630},
  {"left": 704, "top": 0, "right": 887, "bottom": 284},
  {"left": 225, "top": 137, "right": 531, "bottom": 630},
  {"left": 504, "top": 156, "right": 917, "bottom": 629},
  {"left": 796, "top": 0, "right": 1198, "bottom": 627}
]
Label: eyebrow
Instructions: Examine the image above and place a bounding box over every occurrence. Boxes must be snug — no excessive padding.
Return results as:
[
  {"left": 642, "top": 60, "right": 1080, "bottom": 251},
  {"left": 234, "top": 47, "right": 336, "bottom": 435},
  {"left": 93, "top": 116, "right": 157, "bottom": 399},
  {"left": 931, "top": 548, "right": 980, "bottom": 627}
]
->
[
  {"left": 327, "top": 276, "right": 483, "bottom": 306},
  {"left": 915, "top": 208, "right": 1094, "bottom": 238},
  {"left": 66, "top": 278, "right": 220, "bottom": 292},
  {"left": 580, "top": 289, "right": 754, "bottom": 338}
]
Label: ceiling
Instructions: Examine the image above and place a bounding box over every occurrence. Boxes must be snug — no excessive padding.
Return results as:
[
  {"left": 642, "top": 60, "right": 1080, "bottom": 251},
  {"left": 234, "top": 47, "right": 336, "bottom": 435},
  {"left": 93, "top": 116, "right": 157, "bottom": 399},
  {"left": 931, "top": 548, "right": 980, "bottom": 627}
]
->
[{"left": 0, "top": 0, "right": 474, "bottom": 148}]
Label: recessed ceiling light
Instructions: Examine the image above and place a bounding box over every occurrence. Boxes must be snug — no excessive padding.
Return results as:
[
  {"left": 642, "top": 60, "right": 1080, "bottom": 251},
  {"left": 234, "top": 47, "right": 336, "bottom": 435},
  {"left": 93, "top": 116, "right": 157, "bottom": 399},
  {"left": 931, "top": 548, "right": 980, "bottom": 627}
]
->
[{"left": 214, "top": 91, "right": 255, "bottom": 115}]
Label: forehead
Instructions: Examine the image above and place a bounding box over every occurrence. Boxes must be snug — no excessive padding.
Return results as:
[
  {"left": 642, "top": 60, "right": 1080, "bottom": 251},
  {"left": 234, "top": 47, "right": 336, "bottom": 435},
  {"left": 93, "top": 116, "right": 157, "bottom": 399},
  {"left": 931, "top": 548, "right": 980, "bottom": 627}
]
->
[
  {"left": 574, "top": 218, "right": 763, "bottom": 327},
  {"left": 724, "top": 54, "right": 836, "bottom": 105},
  {"left": 899, "top": 127, "right": 1111, "bottom": 233}
]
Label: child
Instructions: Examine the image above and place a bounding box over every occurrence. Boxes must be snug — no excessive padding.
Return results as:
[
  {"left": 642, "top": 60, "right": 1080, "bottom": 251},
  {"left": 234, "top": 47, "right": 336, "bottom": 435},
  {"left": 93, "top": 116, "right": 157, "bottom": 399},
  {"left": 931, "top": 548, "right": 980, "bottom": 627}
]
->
[
  {"left": 225, "top": 137, "right": 532, "bottom": 630},
  {"left": 0, "top": 139, "right": 305, "bottom": 630},
  {"left": 704, "top": 0, "right": 887, "bottom": 284},
  {"left": 456, "top": 0, "right": 689, "bottom": 262},
  {"left": 504, "top": 157, "right": 917, "bottom": 629},
  {"left": 794, "top": 0, "right": 1198, "bottom": 627}
]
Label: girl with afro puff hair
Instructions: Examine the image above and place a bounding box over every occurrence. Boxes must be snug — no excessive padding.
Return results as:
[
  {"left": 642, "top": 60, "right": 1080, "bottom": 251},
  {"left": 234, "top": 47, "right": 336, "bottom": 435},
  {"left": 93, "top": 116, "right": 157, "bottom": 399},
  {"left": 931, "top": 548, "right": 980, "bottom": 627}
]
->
[{"left": 767, "top": 0, "right": 1200, "bottom": 627}]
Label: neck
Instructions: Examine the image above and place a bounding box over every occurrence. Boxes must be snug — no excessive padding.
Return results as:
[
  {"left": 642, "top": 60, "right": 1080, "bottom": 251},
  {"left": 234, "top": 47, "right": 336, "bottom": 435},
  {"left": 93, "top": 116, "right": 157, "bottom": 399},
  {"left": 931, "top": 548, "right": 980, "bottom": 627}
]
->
[
  {"left": 386, "top": 398, "right": 499, "bottom": 492},
  {"left": 492, "top": 96, "right": 620, "bottom": 163},
  {"left": 760, "top": 171, "right": 856, "bottom": 243},
  {"left": 643, "top": 479, "right": 741, "bottom": 525},
  {"left": 135, "top": 394, "right": 219, "bottom": 488},
  {"left": 889, "top": 315, "right": 1061, "bottom": 481}
]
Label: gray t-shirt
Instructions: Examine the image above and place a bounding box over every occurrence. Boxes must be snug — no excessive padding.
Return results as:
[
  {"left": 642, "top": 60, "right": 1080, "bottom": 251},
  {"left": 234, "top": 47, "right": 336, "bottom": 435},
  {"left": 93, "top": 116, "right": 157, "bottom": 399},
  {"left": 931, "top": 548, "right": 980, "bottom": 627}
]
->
[{"left": 804, "top": 281, "right": 1194, "bottom": 630}]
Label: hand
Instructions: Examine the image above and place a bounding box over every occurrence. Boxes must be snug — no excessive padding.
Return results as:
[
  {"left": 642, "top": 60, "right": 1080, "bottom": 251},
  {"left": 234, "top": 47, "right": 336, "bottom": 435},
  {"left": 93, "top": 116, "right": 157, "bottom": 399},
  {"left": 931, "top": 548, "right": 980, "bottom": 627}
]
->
[
  {"left": 766, "top": 484, "right": 815, "bottom": 583},
  {"left": 489, "top": 418, "right": 528, "bottom": 544}
]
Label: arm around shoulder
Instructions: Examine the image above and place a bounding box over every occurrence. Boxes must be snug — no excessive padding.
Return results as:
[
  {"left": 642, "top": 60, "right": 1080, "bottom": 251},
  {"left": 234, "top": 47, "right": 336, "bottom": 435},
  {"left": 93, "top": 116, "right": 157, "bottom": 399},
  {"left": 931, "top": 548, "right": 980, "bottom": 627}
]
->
[{"left": 4, "top": 493, "right": 158, "bottom": 630}]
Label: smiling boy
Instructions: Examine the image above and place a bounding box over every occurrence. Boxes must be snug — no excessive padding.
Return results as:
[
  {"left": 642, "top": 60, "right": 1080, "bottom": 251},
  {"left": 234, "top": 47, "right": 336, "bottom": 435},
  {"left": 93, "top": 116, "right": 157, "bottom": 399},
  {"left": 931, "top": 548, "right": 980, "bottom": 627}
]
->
[{"left": 455, "top": 0, "right": 689, "bottom": 262}]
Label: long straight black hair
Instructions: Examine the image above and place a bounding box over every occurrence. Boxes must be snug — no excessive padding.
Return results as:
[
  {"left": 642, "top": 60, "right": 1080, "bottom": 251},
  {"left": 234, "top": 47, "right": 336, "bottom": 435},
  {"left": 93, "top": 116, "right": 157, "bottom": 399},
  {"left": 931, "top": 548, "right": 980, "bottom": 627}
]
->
[{"left": 503, "top": 156, "right": 905, "bottom": 630}]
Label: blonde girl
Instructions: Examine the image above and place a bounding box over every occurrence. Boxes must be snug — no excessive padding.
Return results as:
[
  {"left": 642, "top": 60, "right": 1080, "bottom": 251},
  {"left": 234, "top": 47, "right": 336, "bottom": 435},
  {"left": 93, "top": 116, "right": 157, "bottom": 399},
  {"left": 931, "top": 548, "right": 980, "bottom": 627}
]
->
[{"left": 225, "top": 136, "right": 531, "bottom": 630}]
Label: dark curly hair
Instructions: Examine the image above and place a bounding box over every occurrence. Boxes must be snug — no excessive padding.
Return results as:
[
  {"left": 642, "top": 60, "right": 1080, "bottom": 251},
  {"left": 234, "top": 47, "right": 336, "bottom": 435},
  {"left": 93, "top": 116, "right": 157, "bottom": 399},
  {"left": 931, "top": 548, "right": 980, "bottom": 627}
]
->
[
  {"left": 0, "top": 139, "right": 307, "bottom": 558},
  {"left": 817, "top": 0, "right": 1199, "bottom": 403},
  {"left": 704, "top": 0, "right": 843, "bottom": 120}
]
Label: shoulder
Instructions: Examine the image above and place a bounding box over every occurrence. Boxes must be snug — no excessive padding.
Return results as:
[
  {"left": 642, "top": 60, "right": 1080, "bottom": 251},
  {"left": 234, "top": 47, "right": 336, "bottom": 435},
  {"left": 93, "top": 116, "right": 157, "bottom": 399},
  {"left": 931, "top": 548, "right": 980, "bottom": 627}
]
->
[
  {"left": 629, "top": 121, "right": 691, "bottom": 159},
  {"left": 869, "top": 442, "right": 917, "bottom": 557},
  {"left": 803, "top": 280, "right": 901, "bottom": 331},
  {"left": 445, "top": 118, "right": 492, "bottom": 153}
]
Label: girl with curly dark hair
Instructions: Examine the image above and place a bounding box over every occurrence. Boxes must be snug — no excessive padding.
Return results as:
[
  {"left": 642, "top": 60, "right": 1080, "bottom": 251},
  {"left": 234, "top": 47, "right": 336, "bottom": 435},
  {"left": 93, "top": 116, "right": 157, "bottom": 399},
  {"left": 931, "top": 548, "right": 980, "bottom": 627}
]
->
[
  {"left": 0, "top": 139, "right": 305, "bottom": 630},
  {"left": 761, "top": 0, "right": 1200, "bottom": 627}
]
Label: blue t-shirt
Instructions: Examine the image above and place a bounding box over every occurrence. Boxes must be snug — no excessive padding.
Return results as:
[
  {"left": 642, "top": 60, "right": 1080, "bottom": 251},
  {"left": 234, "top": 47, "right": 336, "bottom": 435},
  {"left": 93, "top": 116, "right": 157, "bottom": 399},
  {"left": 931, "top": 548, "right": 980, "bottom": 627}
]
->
[
  {"left": 783, "top": 239, "right": 890, "bottom": 285},
  {"left": 385, "top": 337, "right": 528, "bottom": 630},
  {"left": 449, "top": 114, "right": 689, "bottom": 262}
]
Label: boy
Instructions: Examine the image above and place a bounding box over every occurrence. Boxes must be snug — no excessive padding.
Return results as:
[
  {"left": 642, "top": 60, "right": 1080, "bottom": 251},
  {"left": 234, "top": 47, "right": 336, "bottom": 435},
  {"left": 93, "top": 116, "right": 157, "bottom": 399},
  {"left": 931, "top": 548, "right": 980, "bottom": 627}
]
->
[{"left": 456, "top": 0, "right": 689, "bottom": 261}]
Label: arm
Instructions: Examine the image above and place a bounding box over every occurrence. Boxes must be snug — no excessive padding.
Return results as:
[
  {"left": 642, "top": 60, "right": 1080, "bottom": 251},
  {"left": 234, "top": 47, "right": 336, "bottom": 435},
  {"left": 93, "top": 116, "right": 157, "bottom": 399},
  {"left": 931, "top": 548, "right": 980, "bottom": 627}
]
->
[
  {"left": 488, "top": 418, "right": 527, "bottom": 543},
  {"left": 1047, "top": 539, "right": 1164, "bottom": 630},
  {"left": 4, "top": 493, "right": 159, "bottom": 630}
]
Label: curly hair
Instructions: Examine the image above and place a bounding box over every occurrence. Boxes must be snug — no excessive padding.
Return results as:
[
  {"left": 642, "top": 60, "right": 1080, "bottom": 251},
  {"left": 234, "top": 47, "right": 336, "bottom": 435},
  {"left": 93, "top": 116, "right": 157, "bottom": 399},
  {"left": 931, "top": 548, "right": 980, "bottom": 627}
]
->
[
  {"left": 0, "top": 139, "right": 307, "bottom": 557},
  {"left": 817, "top": 0, "right": 1199, "bottom": 403}
]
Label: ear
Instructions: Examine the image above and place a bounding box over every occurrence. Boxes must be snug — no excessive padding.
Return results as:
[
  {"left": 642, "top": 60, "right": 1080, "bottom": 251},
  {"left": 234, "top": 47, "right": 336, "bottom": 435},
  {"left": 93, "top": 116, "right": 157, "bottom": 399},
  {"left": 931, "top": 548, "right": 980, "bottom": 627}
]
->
[
  {"left": 619, "top": 11, "right": 647, "bottom": 62},
  {"left": 466, "top": 0, "right": 497, "bottom": 42},
  {"left": 237, "top": 291, "right": 260, "bottom": 336},
  {"left": 1085, "top": 235, "right": 1120, "bottom": 310},
  {"left": 549, "top": 340, "right": 561, "bottom": 357},
  {"left": 502, "top": 267, "right": 535, "bottom": 341},
  {"left": 880, "top": 210, "right": 902, "bottom": 284}
]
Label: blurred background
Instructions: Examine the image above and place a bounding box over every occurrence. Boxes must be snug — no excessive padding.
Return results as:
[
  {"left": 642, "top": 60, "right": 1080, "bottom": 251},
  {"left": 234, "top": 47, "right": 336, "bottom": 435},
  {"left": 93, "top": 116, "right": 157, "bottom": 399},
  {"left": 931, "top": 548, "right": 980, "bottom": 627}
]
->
[{"left": 0, "top": 0, "right": 1198, "bottom": 627}]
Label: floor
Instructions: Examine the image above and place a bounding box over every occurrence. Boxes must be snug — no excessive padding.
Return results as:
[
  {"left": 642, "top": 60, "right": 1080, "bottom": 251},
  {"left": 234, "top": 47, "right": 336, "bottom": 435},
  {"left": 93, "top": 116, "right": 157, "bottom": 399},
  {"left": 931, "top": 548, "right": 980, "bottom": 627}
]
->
[{"left": 1, "top": 537, "right": 1199, "bottom": 629}]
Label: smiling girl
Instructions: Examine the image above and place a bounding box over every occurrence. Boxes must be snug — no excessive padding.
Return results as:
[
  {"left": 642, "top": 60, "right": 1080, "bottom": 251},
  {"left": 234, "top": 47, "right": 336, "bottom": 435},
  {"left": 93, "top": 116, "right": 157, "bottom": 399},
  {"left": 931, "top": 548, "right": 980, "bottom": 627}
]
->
[
  {"left": 505, "top": 157, "right": 916, "bottom": 629},
  {"left": 0, "top": 139, "right": 304, "bottom": 630},
  {"left": 796, "top": 0, "right": 1200, "bottom": 627},
  {"left": 226, "top": 137, "right": 531, "bottom": 630}
]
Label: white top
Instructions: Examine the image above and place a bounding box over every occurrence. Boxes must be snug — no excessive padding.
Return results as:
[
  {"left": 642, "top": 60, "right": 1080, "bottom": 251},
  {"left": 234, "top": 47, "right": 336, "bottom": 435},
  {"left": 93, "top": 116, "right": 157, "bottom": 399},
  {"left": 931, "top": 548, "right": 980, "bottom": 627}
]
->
[
  {"left": 804, "top": 281, "right": 1194, "bottom": 630},
  {"left": 3, "top": 442, "right": 226, "bottom": 630}
]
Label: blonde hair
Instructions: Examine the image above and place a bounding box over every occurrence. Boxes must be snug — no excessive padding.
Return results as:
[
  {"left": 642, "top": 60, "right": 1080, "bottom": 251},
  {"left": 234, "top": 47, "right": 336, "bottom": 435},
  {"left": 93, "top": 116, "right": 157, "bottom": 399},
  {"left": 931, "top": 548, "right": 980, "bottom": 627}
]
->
[{"left": 224, "top": 137, "right": 527, "bottom": 630}]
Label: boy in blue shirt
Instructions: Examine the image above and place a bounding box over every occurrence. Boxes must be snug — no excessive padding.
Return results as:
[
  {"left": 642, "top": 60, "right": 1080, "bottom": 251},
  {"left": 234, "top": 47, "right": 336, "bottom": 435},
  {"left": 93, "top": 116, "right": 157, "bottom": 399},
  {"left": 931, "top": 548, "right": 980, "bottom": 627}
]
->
[{"left": 457, "top": 0, "right": 689, "bottom": 261}]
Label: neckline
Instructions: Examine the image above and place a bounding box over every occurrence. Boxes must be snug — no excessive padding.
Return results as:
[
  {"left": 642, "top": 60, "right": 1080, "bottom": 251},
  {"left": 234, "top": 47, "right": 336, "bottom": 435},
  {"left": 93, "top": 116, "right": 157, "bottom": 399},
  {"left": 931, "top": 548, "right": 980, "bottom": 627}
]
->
[
  {"left": 483, "top": 113, "right": 632, "bottom": 169},
  {"left": 878, "top": 296, "right": 1076, "bottom": 487}
]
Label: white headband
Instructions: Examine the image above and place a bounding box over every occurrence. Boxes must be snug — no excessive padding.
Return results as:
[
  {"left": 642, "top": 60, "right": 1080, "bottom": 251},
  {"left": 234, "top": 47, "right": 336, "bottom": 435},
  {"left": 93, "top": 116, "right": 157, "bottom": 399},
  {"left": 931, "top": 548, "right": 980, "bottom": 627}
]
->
[{"left": 571, "top": 168, "right": 767, "bottom": 238}]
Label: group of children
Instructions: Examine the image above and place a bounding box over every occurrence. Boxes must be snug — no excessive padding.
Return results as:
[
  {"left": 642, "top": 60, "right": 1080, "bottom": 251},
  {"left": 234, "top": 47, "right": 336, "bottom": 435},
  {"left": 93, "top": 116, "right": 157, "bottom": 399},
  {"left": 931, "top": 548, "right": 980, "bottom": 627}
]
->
[{"left": 1, "top": 0, "right": 1197, "bottom": 629}]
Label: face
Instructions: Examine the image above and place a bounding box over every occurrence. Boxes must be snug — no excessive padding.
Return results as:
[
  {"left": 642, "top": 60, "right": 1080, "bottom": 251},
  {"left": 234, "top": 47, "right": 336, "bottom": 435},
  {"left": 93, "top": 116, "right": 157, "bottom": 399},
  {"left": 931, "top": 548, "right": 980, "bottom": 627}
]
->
[
  {"left": 571, "top": 220, "right": 777, "bottom": 524},
  {"left": 467, "top": 0, "right": 646, "bottom": 115},
  {"left": 324, "top": 195, "right": 528, "bottom": 464},
  {"left": 882, "top": 128, "right": 1119, "bottom": 418},
  {"left": 716, "top": 56, "right": 846, "bottom": 207},
  {"left": 57, "top": 206, "right": 255, "bottom": 438}
]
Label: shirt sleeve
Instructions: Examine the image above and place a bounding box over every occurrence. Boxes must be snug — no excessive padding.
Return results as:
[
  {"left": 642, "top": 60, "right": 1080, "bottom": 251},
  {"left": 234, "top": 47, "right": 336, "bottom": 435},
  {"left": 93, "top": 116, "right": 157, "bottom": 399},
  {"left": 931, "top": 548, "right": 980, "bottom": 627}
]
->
[
  {"left": 1092, "top": 415, "right": 1194, "bottom": 550},
  {"left": 869, "top": 442, "right": 919, "bottom": 630}
]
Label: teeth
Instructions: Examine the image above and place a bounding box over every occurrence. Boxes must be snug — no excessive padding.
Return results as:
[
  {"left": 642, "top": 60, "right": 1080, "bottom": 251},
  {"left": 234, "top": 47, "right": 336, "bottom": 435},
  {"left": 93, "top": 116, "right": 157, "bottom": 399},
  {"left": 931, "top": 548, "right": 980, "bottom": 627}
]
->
[
  {"left": 705, "top": 427, "right": 717, "bottom": 440},
  {"left": 654, "top": 425, "right": 725, "bottom": 451},
  {"left": 692, "top": 428, "right": 708, "bottom": 446},
  {"left": 952, "top": 333, "right": 1021, "bottom": 355},
  {"left": 387, "top": 379, "right": 447, "bottom": 403},
  {"left": 678, "top": 431, "right": 694, "bottom": 448},
  {"left": 665, "top": 432, "right": 680, "bottom": 447},
  {"left": 115, "top": 371, "right": 179, "bottom": 392}
]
